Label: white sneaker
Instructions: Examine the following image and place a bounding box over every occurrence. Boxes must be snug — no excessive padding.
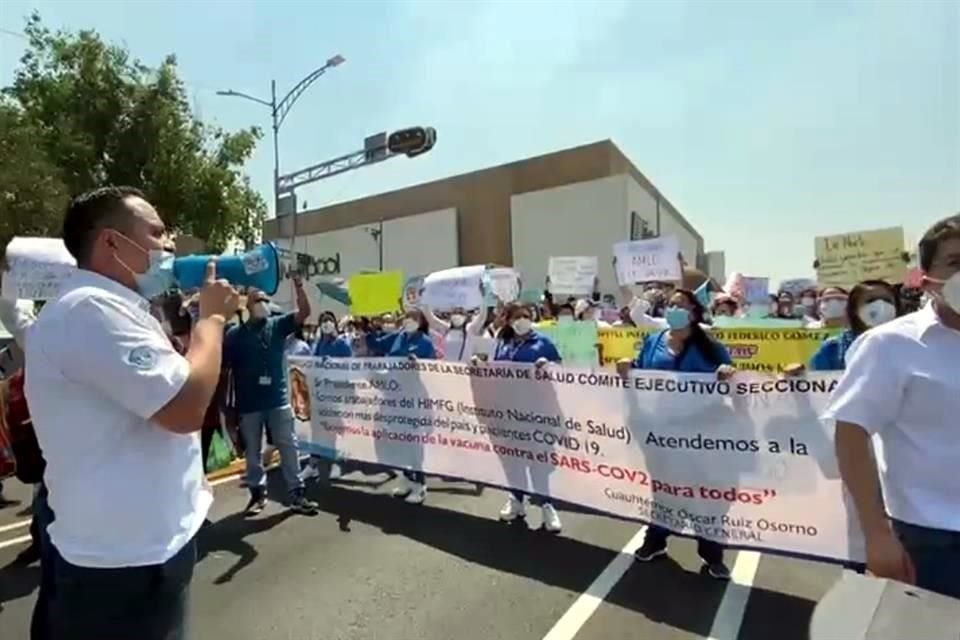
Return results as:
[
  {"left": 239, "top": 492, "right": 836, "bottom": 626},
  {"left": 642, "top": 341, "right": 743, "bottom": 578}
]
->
[
  {"left": 393, "top": 478, "right": 411, "bottom": 498},
  {"left": 499, "top": 495, "right": 526, "bottom": 521},
  {"left": 404, "top": 482, "right": 427, "bottom": 505},
  {"left": 328, "top": 463, "right": 343, "bottom": 481},
  {"left": 299, "top": 463, "right": 321, "bottom": 482},
  {"left": 541, "top": 503, "right": 562, "bottom": 533}
]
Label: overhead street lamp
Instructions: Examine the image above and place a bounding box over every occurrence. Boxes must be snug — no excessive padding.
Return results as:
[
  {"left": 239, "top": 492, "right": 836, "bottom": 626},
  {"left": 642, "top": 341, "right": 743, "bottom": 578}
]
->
[{"left": 216, "top": 54, "right": 346, "bottom": 247}]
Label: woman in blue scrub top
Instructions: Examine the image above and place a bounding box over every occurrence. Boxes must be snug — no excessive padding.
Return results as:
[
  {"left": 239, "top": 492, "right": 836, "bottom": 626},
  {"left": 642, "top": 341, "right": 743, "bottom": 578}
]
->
[
  {"left": 809, "top": 280, "right": 898, "bottom": 371},
  {"left": 618, "top": 289, "right": 736, "bottom": 580},
  {"left": 366, "top": 309, "right": 436, "bottom": 504},
  {"left": 490, "top": 302, "right": 564, "bottom": 533}
]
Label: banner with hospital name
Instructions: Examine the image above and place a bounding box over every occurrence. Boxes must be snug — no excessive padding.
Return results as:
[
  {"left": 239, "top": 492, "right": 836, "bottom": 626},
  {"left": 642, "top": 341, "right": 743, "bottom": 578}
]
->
[
  {"left": 596, "top": 327, "right": 838, "bottom": 373},
  {"left": 289, "top": 357, "right": 861, "bottom": 562}
]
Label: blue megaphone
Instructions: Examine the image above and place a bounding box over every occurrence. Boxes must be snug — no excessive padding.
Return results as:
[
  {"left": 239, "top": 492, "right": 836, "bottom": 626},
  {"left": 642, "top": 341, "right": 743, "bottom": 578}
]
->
[{"left": 173, "top": 242, "right": 281, "bottom": 295}]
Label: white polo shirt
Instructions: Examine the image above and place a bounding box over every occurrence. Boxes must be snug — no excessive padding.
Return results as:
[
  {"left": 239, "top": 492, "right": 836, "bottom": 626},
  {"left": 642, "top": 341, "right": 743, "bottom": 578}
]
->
[
  {"left": 24, "top": 270, "right": 212, "bottom": 568},
  {"left": 822, "top": 303, "right": 960, "bottom": 532}
]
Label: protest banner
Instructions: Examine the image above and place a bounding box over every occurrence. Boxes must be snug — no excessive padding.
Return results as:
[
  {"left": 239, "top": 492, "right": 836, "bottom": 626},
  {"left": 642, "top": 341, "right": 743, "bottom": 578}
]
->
[
  {"left": 2, "top": 237, "right": 77, "bottom": 301},
  {"left": 348, "top": 271, "right": 403, "bottom": 316},
  {"left": 742, "top": 277, "right": 770, "bottom": 305},
  {"left": 815, "top": 227, "right": 907, "bottom": 288},
  {"left": 537, "top": 320, "right": 600, "bottom": 368},
  {"left": 596, "top": 327, "right": 834, "bottom": 372},
  {"left": 422, "top": 265, "right": 485, "bottom": 311},
  {"left": 486, "top": 267, "right": 520, "bottom": 304},
  {"left": 548, "top": 256, "right": 597, "bottom": 296},
  {"left": 778, "top": 278, "right": 817, "bottom": 296},
  {"left": 290, "top": 357, "right": 861, "bottom": 562},
  {"left": 613, "top": 236, "right": 682, "bottom": 285},
  {"left": 403, "top": 275, "right": 425, "bottom": 311}
]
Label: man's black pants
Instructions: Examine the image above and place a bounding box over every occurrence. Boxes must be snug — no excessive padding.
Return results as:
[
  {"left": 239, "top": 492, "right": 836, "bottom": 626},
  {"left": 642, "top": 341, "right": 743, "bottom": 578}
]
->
[{"left": 41, "top": 535, "right": 197, "bottom": 640}]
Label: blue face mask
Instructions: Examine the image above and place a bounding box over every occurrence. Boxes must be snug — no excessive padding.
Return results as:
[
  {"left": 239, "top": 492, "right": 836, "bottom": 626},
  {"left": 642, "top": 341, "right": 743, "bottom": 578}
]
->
[
  {"left": 665, "top": 307, "right": 692, "bottom": 330},
  {"left": 134, "top": 250, "right": 176, "bottom": 301}
]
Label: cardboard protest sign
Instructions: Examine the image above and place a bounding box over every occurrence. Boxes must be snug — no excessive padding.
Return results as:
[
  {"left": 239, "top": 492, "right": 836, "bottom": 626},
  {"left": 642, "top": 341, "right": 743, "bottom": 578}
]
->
[
  {"left": 538, "top": 320, "right": 600, "bottom": 368},
  {"left": 348, "top": 271, "right": 403, "bottom": 316},
  {"left": 486, "top": 267, "right": 520, "bottom": 304},
  {"left": 2, "top": 237, "right": 77, "bottom": 301},
  {"left": 815, "top": 227, "right": 906, "bottom": 288},
  {"left": 613, "top": 236, "right": 682, "bottom": 285},
  {"left": 421, "top": 265, "right": 485, "bottom": 311},
  {"left": 741, "top": 277, "right": 770, "bottom": 305},
  {"left": 548, "top": 256, "right": 597, "bottom": 296}
]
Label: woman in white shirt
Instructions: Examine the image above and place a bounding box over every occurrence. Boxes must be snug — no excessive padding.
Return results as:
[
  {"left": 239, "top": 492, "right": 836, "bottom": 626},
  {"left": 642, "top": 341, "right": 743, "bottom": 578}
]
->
[{"left": 421, "top": 304, "right": 489, "bottom": 362}]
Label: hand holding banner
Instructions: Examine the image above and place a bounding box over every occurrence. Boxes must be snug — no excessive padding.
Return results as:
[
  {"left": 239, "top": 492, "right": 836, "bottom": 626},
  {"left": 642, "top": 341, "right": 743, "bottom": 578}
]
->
[
  {"left": 2, "top": 237, "right": 77, "bottom": 301},
  {"left": 422, "top": 265, "right": 486, "bottom": 311},
  {"left": 548, "top": 256, "right": 597, "bottom": 296},
  {"left": 613, "top": 236, "right": 682, "bottom": 285}
]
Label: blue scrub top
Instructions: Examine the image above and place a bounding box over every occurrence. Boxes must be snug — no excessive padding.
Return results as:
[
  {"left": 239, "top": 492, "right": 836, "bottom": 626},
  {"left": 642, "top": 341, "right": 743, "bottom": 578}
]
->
[
  {"left": 632, "top": 329, "right": 731, "bottom": 373},
  {"left": 809, "top": 329, "right": 857, "bottom": 371},
  {"left": 225, "top": 313, "right": 297, "bottom": 413},
  {"left": 313, "top": 336, "right": 353, "bottom": 358},
  {"left": 494, "top": 331, "right": 562, "bottom": 364},
  {"left": 367, "top": 330, "right": 436, "bottom": 359}
]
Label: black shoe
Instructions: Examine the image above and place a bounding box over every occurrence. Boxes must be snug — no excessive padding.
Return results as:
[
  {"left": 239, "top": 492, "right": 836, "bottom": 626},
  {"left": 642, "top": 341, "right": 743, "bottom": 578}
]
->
[
  {"left": 244, "top": 492, "right": 266, "bottom": 516},
  {"left": 13, "top": 543, "right": 40, "bottom": 566},
  {"left": 703, "top": 560, "right": 731, "bottom": 580},
  {"left": 634, "top": 539, "right": 668, "bottom": 562},
  {"left": 288, "top": 492, "right": 319, "bottom": 515}
]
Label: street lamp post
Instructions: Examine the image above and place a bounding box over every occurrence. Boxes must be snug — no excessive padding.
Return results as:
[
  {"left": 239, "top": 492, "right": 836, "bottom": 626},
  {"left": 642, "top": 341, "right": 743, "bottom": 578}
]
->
[{"left": 217, "top": 54, "right": 345, "bottom": 252}]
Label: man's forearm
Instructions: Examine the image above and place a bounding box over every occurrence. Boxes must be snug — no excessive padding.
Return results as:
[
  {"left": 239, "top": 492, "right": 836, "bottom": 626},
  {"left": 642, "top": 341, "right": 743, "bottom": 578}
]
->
[
  {"left": 294, "top": 287, "right": 311, "bottom": 323},
  {"left": 836, "top": 421, "right": 888, "bottom": 535}
]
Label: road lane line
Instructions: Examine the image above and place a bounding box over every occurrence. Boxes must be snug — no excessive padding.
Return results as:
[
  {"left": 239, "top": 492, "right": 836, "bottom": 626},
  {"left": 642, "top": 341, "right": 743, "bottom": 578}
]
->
[
  {"left": 541, "top": 527, "right": 647, "bottom": 640},
  {"left": 706, "top": 550, "right": 761, "bottom": 640},
  {"left": 0, "top": 534, "right": 32, "bottom": 551},
  {"left": 0, "top": 519, "right": 31, "bottom": 534}
]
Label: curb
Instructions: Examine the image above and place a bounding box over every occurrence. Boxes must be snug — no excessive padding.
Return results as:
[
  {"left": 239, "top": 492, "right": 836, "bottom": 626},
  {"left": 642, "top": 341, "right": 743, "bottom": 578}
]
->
[{"left": 206, "top": 450, "right": 280, "bottom": 481}]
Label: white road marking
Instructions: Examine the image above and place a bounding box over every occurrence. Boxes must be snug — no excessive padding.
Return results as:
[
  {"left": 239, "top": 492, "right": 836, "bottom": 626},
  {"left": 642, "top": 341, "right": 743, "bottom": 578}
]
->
[
  {"left": 0, "top": 534, "right": 32, "bottom": 551},
  {"left": 0, "top": 519, "right": 31, "bottom": 534},
  {"left": 541, "top": 527, "right": 647, "bottom": 640},
  {"left": 0, "top": 471, "right": 248, "bottom": 550},
  {"left": 706, "top": 551, "right": 761, "bottom": 640}
]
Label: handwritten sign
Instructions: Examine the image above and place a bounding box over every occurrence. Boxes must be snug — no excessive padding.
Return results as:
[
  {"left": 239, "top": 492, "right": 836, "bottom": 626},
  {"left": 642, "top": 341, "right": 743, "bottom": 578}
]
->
[
  {"left": 613, "top": 236, "right": 681, "bottom": 285},
  {"left": 537, "top": 320, "right": 600, "bottom": 368},
  {"left": 815, "top": 227, "right": 906, "bottom": 287},
  {"left": 421, "top": 265, "right": 485, "bottom": 311},
  {"left": 486, "top": 267, "right": 520, "bottom": 304},
  {"left": 348, "top": 271, "right": 403, "bottom": 316},
  {"left": 547, "top": 256, "right": 597, "bottom": 296},
  {"left": 2, "top": 237, "right": 77, "bottom": 301},
  {"left": 742, "top": 277, "right": 770, "bottom": 305}
]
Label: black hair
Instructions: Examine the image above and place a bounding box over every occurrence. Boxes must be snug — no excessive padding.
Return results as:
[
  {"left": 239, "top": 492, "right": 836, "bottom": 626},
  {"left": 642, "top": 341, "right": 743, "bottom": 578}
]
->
[
  {"left": 847, "top": 280, "right": 899, "bottom": 336},
  {"left": 918, "top": 214, "right": 960, "bottom": 272},
  {"left": 159, "top": 290, "right": 192, "bottom": 336},
  {"left": 556, "top": 303, "right": 575, "bottom": 316},
  {"left": 671, "top": 289, "right": 725, "bottom": 368},
  {"left": 498, "top": 302, "right": 533, "bottom": 342},
  {"left": 62, "top": 186, "right": 146, "bottom": 266},
  {"left": 404, "top": 309, "right": 430, "bottom": 334},
  {"left": 319, "top": 311, "right": 338, "bottom": 325}
]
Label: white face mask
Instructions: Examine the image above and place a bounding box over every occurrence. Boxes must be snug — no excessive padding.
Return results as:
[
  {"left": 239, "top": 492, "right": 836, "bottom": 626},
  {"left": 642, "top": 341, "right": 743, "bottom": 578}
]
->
[
  {"left": 858, "top": 299, "right": 896, "bottom": 327},
  {"left": 928, "top": 272, "right": 960, "bottom": 314},
  {"left": 320, "top": 321, "right": 336, "bottom": 334},
  {"left": 450, "top": 313, "right": 466, "bottom": 328},
  {"left": 512, "top": 318, "right": 532, "bottom": 335},
  {"left": 403, "top": 319, "right": 419, "bottom": 333},
  {"left": 382, "top": 323, "right": 396, "bottom": 332},
  {"left": 250, "top": 301, "right": 270, "bottom": 320},
  {"left": 820, "top": 298, "right": 847, "bottom": 320}
]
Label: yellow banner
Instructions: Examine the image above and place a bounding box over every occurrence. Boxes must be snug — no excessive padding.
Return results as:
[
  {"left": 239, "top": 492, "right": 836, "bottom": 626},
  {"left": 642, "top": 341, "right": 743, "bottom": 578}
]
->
[{"left": 597, "top": 327, "right": 837, "bottom": 373}]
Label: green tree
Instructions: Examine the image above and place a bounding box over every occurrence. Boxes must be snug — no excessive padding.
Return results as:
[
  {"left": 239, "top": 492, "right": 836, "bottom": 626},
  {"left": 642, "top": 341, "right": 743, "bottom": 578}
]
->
[{"left": 1, "top": 12, "right": 266, "bottom": 252}]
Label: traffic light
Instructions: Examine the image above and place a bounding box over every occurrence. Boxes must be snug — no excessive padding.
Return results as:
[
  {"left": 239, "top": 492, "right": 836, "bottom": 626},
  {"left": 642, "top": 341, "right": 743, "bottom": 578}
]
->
[{"left": 387, "top": 126, "right": 437, "bottom": 158}]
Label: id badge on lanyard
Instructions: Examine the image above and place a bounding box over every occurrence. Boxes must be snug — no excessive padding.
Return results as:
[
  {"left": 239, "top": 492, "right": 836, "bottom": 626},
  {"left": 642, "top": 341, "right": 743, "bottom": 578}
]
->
[{"left": 257, "top": 326, "right": 272, "bottom": 386}]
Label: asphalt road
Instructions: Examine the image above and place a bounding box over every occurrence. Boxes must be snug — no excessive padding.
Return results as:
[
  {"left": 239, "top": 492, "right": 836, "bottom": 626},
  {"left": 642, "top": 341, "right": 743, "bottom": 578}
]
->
[{"left": 0, "top": 468, "right": 844, "bottom": 640}]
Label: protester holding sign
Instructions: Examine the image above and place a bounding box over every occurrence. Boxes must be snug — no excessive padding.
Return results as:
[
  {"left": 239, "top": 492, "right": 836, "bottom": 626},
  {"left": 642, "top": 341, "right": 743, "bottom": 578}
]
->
[
  {"left": 617, "top": 289, "right": 735, "bottom": 579},
  {"left": 825, "top": 214, "right": 960, "bottom": 599},
  {"left": 484, "top": 302, "right": 564, "bottom": 533},
  {"left": 421, "top": 284, "right": 489, "bottom": 362},
  {"left": 809, "top": 281, "right": 898, "bottom": 371}
]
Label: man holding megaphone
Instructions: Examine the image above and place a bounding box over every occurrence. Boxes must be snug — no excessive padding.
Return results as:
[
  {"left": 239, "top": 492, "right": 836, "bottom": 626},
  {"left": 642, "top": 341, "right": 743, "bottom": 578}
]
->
[{"left": 23, "top": 186, "right": 241, "bottom": 640}]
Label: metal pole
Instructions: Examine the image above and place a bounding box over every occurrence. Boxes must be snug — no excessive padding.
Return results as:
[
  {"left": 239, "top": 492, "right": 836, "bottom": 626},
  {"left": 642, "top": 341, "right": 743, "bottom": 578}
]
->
[
  {"left": 271, "top": 80, "right": 287, "bottom": 252},
  {"left": 378, "top": 220, "right": 384, "bottom": 271}
]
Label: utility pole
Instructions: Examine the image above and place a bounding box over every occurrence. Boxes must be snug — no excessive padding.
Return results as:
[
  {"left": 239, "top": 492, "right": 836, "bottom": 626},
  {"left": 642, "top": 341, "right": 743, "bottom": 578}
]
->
[{"left": 216, "top": 54, "right": 346, "bottom": 252}]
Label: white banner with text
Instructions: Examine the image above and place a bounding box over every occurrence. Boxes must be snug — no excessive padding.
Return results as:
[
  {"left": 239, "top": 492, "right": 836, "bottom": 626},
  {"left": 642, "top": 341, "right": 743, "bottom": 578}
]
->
[{"left": 289, "top": 357, "right": 861, "bottom": 562}]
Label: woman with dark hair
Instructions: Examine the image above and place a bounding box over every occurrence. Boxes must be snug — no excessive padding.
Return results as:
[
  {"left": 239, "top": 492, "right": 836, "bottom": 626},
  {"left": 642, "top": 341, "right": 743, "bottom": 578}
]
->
[
  {"left": 616, "top": 288, "right": 736, "bottom": 579},
  {"left": 809, "top": 280, "right": 898, "bottom": 371},
  {"left": 809, "top": 287, "right": 849, "bottom": 330},
  {"left": 313, "top": 311, "right": 352, "bottom": 358},
  {"left": 483, "top": 302, "right": 564, "bottom": 532},
  {"left": 366, "top": 308, "right": 436, "bottom": 504},
  {"left": 770, "top": 291, "right": 797, "bottom": 319}
]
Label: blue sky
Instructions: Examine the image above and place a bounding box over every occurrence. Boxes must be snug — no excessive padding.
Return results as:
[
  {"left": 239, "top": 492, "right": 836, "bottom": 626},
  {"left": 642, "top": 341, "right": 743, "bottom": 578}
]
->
[{"left": 1, "top": 0, "right": 957, "bottom": 283}]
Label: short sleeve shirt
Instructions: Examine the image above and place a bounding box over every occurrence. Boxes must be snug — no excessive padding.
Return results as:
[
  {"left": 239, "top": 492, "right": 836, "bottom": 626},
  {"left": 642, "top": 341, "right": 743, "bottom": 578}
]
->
[{"left": 225, "top": 313, "right": 297, "bottom": 413}]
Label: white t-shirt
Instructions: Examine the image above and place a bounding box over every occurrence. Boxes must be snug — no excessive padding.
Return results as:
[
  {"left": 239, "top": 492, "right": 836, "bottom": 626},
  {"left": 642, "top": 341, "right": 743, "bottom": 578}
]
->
[
  {"left": 822, "top": 303, "right": 960, "bottom": 531},
  {"left": 25, "top": 270, "right": 212, "bottom": 568}
]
